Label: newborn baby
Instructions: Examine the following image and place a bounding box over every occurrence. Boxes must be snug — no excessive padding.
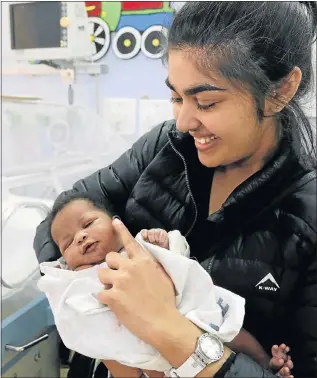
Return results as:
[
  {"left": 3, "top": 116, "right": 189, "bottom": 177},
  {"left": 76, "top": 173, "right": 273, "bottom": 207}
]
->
[
  {"left": 50, "top": 196, "right": 171, "bottom": 272},
  {"left": 39, "top": 192, "right": 293, "bottom": 378}
]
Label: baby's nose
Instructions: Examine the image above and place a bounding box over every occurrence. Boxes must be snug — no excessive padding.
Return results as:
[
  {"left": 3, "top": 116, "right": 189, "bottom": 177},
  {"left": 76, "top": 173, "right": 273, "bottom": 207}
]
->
[{"left": 75, "top": 231, "right": 88, "bottom": 245}]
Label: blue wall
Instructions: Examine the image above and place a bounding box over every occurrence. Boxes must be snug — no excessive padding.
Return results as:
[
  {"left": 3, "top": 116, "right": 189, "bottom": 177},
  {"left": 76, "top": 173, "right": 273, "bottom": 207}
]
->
[{"left": 2, "top": 48, "right": 171, "bottom": 106}]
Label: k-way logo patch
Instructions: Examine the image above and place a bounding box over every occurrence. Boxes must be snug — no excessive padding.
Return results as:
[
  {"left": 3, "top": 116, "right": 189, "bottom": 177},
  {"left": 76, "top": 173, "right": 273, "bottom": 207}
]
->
[{"left": 255, "top": 273, "right": 280, "bottom": 292}]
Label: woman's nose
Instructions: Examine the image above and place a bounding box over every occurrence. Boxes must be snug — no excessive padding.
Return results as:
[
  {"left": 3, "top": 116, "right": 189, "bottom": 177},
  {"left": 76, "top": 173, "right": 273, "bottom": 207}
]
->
[
  {"left": 175, "top": 106, "right": 201, "bottom": 133},
  {"left": 75, "top": 231, "right": 88, "bottom": 245}
]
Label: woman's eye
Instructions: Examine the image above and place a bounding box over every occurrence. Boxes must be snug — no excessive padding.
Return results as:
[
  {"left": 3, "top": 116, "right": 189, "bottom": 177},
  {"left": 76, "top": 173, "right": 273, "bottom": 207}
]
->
[
  {"left": 197, "top": 103, "right": 216, "bottom": 110},
  {"left": 170, "top": 97, "right": 183, "bottom": 104}
]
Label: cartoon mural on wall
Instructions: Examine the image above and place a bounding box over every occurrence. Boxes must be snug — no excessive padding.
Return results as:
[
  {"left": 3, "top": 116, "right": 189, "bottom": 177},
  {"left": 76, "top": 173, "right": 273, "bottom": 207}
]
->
[{"left": 85, "top": 1, "right": 174, "bottom": 61}]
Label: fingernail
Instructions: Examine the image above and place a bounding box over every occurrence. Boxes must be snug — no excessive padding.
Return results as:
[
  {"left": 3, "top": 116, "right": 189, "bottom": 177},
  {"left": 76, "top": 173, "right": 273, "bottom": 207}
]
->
[{"left": 112, "top": 216, "right": 122, "bottom": 225}]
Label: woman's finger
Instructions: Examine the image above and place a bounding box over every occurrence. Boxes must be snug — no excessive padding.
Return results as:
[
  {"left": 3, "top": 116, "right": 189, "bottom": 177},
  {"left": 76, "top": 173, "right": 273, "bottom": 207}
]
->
[
  {"left": 98, "top": 267, "right": 118, "bottom": 286},
  {"left": 106, "top": 251, "right": 128, "bottom": 270},
  {"left": 112, "top": 218, "right": 148, "bottom": 259}
]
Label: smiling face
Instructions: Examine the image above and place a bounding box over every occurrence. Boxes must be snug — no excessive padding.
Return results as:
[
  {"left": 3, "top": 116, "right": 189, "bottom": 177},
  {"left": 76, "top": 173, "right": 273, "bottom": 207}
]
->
[
  {"left": 167, "top": 49, "right": 279, "bottom": 168},
  {"left": 51, "top": 199, "right": 122, "bottom": 271}
]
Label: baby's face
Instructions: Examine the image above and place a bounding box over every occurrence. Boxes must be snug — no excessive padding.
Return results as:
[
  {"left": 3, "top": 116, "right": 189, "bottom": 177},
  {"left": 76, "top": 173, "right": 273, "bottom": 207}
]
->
[{"left": 51, "top": 200, "right": 121, "bottom": 271}]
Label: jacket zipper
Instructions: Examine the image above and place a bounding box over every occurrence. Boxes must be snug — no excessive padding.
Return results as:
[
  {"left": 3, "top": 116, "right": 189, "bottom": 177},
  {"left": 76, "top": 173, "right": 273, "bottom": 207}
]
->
[
  {"left": 207, "top": 254, "right": 216, "bottom": 275},
  {"left": 167, "top": 133, "right": 198, "bottom": 237},
  {"left": 109, "top": 166, "right": 120, "bottom": 183}
]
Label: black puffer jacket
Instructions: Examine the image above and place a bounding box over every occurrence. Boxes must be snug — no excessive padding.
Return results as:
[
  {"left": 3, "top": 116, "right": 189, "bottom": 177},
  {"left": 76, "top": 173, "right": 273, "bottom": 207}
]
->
[{"left": 34, "top": 120, "right": 317, "bottom": 377}]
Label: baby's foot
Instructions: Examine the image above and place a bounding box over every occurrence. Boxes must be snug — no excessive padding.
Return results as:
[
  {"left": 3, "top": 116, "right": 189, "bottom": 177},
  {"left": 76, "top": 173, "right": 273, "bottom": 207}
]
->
[
  {"left": 270, "top": 344, "right": 289, "bottom": 369},
  {"left": 270, "top": 344, "right": 294, "bottom": 377},
  {"left": 276, "top": 359, "right": 294, "bottom": 378},
  {"left": 141, "top": 229, "right": 169, "bottom": 249}
]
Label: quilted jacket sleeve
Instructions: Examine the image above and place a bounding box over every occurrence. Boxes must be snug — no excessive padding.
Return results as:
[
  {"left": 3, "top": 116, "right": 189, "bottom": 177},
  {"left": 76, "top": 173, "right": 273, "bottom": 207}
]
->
[
  {"left": 282, "top": 175, "right": 317, "bottom": 377},
  {"left": 33, "top": 120, "right": 173, "bottom": 263},
  {"left": 286, "top": 227, "right": 317, "bottom": 377}
]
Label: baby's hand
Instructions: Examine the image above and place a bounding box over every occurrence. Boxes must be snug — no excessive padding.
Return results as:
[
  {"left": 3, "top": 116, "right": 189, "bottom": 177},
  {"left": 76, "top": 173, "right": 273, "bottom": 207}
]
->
[
  {"left": 141, "top": 229, "right": 169, "bottom": 249},
  {"left": 270, "top": 344, "right": 294, "bottom": 378}
]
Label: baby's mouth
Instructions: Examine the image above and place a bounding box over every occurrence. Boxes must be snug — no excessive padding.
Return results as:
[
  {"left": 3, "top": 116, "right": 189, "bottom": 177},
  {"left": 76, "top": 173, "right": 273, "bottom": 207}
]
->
[{"left": 84, "top": 241, "right": 98, "bottom": 254}]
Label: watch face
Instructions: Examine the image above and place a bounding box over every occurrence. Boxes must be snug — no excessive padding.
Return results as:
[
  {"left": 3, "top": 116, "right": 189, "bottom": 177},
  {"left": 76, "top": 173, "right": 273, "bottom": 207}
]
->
[{"left": 200, "top": 335, "right": 224, "bottom": 360}]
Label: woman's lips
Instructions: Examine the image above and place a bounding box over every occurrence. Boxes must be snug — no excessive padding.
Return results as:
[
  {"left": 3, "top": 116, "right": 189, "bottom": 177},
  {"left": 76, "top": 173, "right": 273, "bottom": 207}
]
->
[{"left": 194, "top": 136, "right": 219, "bottom": 151}]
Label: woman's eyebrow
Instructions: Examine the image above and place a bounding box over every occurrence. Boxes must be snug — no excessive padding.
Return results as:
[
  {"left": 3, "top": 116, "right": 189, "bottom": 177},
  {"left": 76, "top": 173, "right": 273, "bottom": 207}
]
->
[
  {"left": 165, "top": 78, "right": 226, "bottom": 95},
  {"left": 184, "top": 84, "right": 226, "bottom": 95},
  {"left": 165, "top": 78, "right": 176, "bottom": 92}
]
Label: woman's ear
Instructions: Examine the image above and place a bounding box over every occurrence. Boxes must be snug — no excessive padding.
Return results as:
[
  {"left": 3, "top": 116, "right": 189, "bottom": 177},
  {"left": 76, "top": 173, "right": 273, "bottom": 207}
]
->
[{"left": 264, "top": 67, "right": 302, "bottom": 115}]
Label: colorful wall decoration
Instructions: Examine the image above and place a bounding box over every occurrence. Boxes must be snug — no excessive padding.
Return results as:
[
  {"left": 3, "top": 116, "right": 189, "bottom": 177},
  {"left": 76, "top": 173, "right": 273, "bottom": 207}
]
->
[{"left": 85, "top": 1, "right": 174, "bottom": 61}]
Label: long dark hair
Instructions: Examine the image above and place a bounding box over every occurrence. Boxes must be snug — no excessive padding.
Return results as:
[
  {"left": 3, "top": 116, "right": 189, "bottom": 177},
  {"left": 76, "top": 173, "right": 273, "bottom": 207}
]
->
[{"left": 166, "top": 2, "right": 317, "bottom": 169}]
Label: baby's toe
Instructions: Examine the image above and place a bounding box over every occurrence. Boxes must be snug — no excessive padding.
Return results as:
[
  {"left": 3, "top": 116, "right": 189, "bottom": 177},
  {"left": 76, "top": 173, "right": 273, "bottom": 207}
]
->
[
  {"left": 277, "top": 366, "right": 290, "bottom": 377},
  {"left": 275, "top": 344, "right": 289, "bottom": 361},
  {"left": 272, "top": 345, "right": 279, "bottom": 354},
  {"left": 271, "top": 345, "right": 279, "bottom": 358},
  {"left": 285, "top": 357, "right": 294, "bottom": 370},
  {"left": 271, "top": 357, "right": 286, "bottom": 369}
]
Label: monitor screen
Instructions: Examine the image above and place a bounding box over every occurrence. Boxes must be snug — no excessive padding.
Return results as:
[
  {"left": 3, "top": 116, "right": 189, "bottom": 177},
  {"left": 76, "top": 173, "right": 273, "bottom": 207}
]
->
[{"left": 10, "top": 2, "right": 63, "bottom": 50}]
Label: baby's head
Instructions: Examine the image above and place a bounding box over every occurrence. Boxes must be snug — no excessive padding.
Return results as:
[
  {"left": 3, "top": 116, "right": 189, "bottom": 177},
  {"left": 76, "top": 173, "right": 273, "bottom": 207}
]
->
[{"left": 49, "top": 192, "right": 123, "bottom": 271}]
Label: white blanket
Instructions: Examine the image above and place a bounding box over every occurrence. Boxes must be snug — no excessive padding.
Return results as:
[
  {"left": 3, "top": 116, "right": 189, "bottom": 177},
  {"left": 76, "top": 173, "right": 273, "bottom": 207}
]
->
[{"left": 38, "top": 230, "right": 245, "bottom": 371}]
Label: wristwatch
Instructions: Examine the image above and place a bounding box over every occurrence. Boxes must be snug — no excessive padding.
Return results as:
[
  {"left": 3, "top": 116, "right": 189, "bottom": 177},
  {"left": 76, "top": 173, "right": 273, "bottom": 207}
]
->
[{"left": 166, "top": 333, "right": 224, "bottom": 378}]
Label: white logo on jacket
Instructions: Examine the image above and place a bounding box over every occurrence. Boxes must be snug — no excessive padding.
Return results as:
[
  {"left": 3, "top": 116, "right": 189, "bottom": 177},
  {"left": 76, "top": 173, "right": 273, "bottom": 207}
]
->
[{"left": 255, "top": 273, "right": 280, "bottom": 292}]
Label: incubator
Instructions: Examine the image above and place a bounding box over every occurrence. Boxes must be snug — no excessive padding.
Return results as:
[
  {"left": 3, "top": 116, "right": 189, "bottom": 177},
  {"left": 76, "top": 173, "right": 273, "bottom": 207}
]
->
[{"left": 1, "top": 99, "right": 130, "bottom": 377}]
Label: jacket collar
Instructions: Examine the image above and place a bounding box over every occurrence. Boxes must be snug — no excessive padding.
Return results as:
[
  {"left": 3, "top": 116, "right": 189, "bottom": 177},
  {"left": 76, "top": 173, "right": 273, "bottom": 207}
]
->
[{"left": 168, "top": 126, "right": 305, "bottom": 221}]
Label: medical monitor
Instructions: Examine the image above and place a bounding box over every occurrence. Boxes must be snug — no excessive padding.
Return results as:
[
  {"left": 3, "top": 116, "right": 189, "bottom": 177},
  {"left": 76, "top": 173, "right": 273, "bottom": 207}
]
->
[{"left": 7, "top": 2, "right": 92, "bottom": 61}]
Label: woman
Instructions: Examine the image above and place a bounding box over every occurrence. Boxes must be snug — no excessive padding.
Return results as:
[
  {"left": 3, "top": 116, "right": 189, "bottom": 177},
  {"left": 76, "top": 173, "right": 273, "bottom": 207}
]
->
[{"left": 34, "top": 2, "right": 316, "bottom": 377}]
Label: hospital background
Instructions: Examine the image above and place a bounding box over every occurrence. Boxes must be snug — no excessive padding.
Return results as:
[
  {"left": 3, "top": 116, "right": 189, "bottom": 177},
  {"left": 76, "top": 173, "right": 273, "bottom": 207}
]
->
[{"left": 1, "top": 2, "right": 316, "bottom": 378}]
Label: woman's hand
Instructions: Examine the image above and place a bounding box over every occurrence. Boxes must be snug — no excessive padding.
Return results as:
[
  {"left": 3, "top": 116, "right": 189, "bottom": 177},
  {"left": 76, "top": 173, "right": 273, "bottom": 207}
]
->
[
  {"left": 98, "top": 219, "right": 232, "bottom": 376},
  {"left": 97, "top": 218, "right": 178, "bottom": 345}
]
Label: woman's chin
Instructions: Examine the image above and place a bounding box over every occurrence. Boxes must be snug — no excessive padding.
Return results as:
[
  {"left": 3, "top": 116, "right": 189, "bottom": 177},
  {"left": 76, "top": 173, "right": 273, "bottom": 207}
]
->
[{"left": 197, "top": 152, "right": 222, "bottom": 168}]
